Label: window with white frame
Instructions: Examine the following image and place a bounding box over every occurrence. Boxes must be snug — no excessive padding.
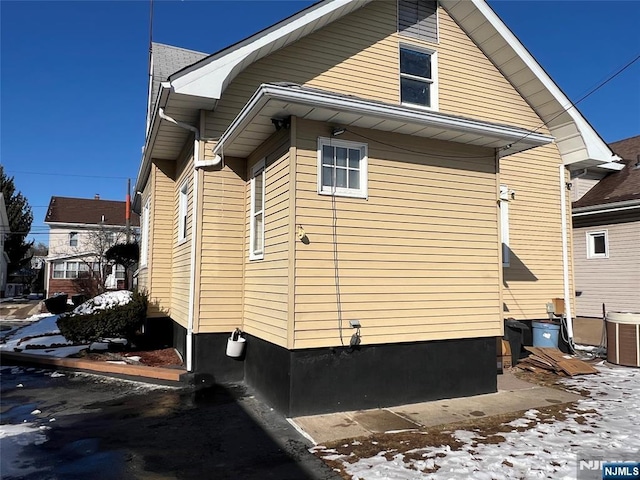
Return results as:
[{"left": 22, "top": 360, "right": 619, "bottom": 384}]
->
[
  {"left": 500, "top": 185, "right": 510, "bottom": 267},
  {"left": 69, "top": 232, "right": 78, "bottom": 247},
  {"left": 178, "top": 182, "right": 188, "bottom": 242},
  {"left": 52, "top": 261, "right": 98, "bottom": 279},
  {"left": 400, "top": 46, "right": 437, "bottom": 109},
  {"left": 115, "top": 264, "right": 126, "bottom": 280},
  {"left": 318, "top": 138, "right": 368, "bottom": 198},
  {"left": 140, "top": 198, "right": 150, "bottom": 266},
  {"left": 250, "top": 160, "right": 266, "bottom": 260},
  {"left": 587, "top": 230, "right": 608, "bottom": 259}
]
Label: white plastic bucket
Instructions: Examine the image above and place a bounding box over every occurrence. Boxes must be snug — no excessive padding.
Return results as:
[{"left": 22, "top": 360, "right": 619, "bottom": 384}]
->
[{"left": 226, "top": 337, "right": 246, "bottom": 358}]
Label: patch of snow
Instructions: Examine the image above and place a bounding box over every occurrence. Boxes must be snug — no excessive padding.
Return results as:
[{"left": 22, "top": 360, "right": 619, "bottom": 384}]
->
[
  {"left": 319, "top": 365, "right": 640, "bottom": 479},
  {"left": 16, "top": 384, "right": 23, "bottom": 388},
  {"left": 31, "top": 409, "right": 41, "bottom": 415},
  {"left": 1, "top": 315, "right": 60, "bottom": 344},
  {"left": 20, "top": 345, "right": 88, "bottom": 358},
  {"left": 0, "top": 423, "right": 49, "bottom": 478},
  {"left": 18, "top": 334, "right": 74, "bottom": 348},
  {"left": 125, "top": 355, "right": 141, "bottom": 362},
  {"left": 71, "top": 290, "right": 133, "bottom": 315},
  {"left": 50, "top": 372, "right": 65, "bottom": 378}
]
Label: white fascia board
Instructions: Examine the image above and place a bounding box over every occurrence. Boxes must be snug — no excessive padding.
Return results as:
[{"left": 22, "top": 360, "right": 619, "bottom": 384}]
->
[
  {"left": 170, "top": 0, "right": 372, "bottom": 99},
  {"left": 213, "top": 84, "right": 553, "bottom": 155},
  {"left": 461, "top": 0, "right": 618, "bottom": 165},
  {"left": 596, "top": 162, "right": 626, "bottom": 171},
  {"left": 134, "top": 82, "right": 172, "bottom": 207}
]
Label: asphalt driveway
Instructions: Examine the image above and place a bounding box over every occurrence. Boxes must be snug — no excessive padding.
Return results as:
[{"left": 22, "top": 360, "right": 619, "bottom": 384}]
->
[{"left": 1, "top": 364, "right": 338, "bottom": 480}]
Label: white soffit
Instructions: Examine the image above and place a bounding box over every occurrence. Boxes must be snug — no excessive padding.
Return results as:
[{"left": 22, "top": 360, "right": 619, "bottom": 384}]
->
[
  {"left": 213, "top": 84, "right": 553, "bottom": 158},
  {"left": 438, "top": 0, "right": 618, "bottom": 169},
  {"left": 170, "top": 0, "right": 374, "bottom": 99}
]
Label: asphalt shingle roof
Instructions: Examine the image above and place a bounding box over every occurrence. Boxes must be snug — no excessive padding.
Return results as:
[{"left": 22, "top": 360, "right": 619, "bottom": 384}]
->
[
  {"left": 573, "top": 135, "right": 640, "bottom": 209},
  {"left": 150, "top": 42, "right": 207, "bottom": 114},
  {"left": 45, "top": 196, "right": 140, "bottom": 227}
]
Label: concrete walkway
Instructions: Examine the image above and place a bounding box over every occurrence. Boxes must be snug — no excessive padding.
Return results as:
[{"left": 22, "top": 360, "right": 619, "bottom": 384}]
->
[{"left": 291, "top": 371, "right": 582, "bottom": 444}]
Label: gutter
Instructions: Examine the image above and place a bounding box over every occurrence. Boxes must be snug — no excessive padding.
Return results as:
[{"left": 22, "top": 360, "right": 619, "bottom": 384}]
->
[
  {"left": 154, "top": 109, "right": 222, "bottom": 374},
  {"left": 559, "top": 165, "right": 574, "bottom": 341},
  {"left": 212, "top": 83, "right": 554, "bottom": 157},
  {"left": 572, "top": 199, "right": 640, "bottom": 216}
]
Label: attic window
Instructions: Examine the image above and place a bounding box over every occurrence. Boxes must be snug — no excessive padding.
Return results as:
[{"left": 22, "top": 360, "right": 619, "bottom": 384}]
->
[
  {"left": 400, "top": 46, "right": 438, "bottom": 109},
  {"left": 69, "top": 232, "right": 78, "bottom": 247},
  {"left": 398, "top": 0, "right": 438, "bottom": 43}
]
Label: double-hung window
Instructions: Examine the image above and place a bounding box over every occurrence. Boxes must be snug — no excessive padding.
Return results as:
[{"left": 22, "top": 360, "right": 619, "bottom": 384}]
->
[
  {"left": 178, "top": 182, "right": 188, "bottom": 242},
  {"left": 250, "top": 160, "right": 266, "bottom": 260},
  {"left": 69, "top": 232, "right": 78, "bottom": 247},
  {"left": 400, "top": 46, "right": 437, "bottom": 109},
  {"left": 318, "top": 138, "right": 368, "bottom": 198},
  {"left": 587, "top": 231, "right": 608, "bottom": 259},
  {"left": 140, "top": 198, "right": 150, "bottom": 266}
]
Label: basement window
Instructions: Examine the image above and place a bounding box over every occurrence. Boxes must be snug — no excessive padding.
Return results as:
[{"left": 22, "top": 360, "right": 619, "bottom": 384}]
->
[{"left": 587, "top": 230, "right": 608, "bottom": 259}]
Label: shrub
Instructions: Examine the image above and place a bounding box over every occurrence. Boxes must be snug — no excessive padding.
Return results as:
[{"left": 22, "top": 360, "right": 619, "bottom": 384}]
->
[{"left": 57, "top": 291, "right": 148, "bottom": 343}]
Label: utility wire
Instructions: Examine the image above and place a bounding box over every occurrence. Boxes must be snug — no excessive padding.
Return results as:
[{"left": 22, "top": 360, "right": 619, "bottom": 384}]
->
[
  {"left": 5, "top": 170, "right": 131, "bottom": 180},
  {"left": 506, "top": 52, "right": 640, "bottom": 150}
]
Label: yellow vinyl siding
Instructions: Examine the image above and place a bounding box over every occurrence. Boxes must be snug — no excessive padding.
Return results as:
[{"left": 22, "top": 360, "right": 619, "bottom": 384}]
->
[
  {"left": 204, "top": 1, "right": 399, "bottom": 139},
  {"left": 197, "top": 156, "right": 246, "bottom": 333},
  {"left": 292, "top": 119, "right": 502, "bottom": 349},
  {"left": 205, "top": 3, "right": 547, "bottom": 143},
  {"left": 145, "top": 159, "right": 175, "bottom": 317},
  {"left": 500, "top": 143, "right": 571, "bottom": 319},
  {"left": 170, "top": 153, "right": 194, "bottom": 328},
  {"left": 242, "top": 131, "right": 291, "bottom": 347}
]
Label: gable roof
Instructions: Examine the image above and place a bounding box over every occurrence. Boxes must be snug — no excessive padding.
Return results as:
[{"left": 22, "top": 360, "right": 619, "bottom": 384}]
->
[
  {"left": 45, "top": 196, "right": 140, "bottom": 227},
  {"left": 573, "top": 135, "right": 640, "bottom": 211},
  {"left": 136, "top": 0, "right": 619, "bottom": 201}
]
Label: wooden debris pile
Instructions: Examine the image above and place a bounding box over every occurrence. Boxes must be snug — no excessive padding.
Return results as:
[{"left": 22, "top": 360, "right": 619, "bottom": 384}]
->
[{"left": 518, "top": 347, "right": 598, "bottom": 376}]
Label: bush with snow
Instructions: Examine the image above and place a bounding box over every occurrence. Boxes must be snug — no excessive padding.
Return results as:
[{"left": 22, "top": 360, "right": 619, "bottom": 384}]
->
[{"left": 57, "top": 291, "right": 147, "bottom": 344}]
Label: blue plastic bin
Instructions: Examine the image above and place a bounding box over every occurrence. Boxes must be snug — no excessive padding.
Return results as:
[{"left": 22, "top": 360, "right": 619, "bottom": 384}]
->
[{"left": 532, "top": 321, "right": 560, "bottom": 348}]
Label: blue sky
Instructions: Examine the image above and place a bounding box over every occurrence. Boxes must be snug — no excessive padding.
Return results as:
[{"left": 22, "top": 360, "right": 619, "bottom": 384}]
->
[{"left": 1, "top": 1, "right": 639, "bottom": 245}]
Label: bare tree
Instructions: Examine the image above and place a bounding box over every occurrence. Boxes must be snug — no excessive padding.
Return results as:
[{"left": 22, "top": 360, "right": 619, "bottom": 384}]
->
[{"left": 70, "top": 225, "right": 127, "bottom": 296}]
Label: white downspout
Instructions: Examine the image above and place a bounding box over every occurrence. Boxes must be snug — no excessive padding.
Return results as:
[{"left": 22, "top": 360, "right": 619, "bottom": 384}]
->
[
  {"left": 559, "top": 164, "right": 574, "bottom": 341},
  {"left": 158, "top": 108, "right": 199, "bottom": 372}
]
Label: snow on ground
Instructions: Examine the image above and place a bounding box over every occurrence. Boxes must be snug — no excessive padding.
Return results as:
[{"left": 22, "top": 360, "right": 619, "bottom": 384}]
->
[
  {"left": 71, "top": 290, "right": 133, "bottom": 315},
  {"left": 0, "top": 291, "right": 133, "bottom": 357},
  {"left": 314, "top": 364, "right": 640, "bottom": 479}
]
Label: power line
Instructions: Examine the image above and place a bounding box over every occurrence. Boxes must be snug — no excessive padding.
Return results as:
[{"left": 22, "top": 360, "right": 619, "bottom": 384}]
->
[
  {"left": 507, "top": 52, "right": 640, "bottom": 150},
  {"left": 5, "top": 170, "right": 131, "bottom": 180}
]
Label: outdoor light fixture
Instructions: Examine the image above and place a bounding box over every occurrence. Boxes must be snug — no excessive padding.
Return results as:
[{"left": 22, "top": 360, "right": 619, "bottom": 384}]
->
[
  {"left": 332, "top": 127, "right": 346, "bottom": 136},
  {"left": 271, "top": 116, "right": 291, "bottom": 131}
]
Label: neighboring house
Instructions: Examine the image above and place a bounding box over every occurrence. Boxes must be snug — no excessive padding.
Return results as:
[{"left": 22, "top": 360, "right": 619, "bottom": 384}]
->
[
  {"left": 134, "top": 0, "right": 620, "bottom": 416},
  {"left": 0, "top": 193, "right": 9, "bottom": 297},
  {"left": 45, "top": 196, "right": 139, "bottom": 296},
  {"left": 572, "top": 135, "right": 640, "bottom": 318}
]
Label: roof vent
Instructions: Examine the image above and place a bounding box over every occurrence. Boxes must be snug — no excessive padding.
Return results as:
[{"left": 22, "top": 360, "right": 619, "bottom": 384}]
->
[{"left": 95, "top": 194, "right": 100, "bottom": 200}]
